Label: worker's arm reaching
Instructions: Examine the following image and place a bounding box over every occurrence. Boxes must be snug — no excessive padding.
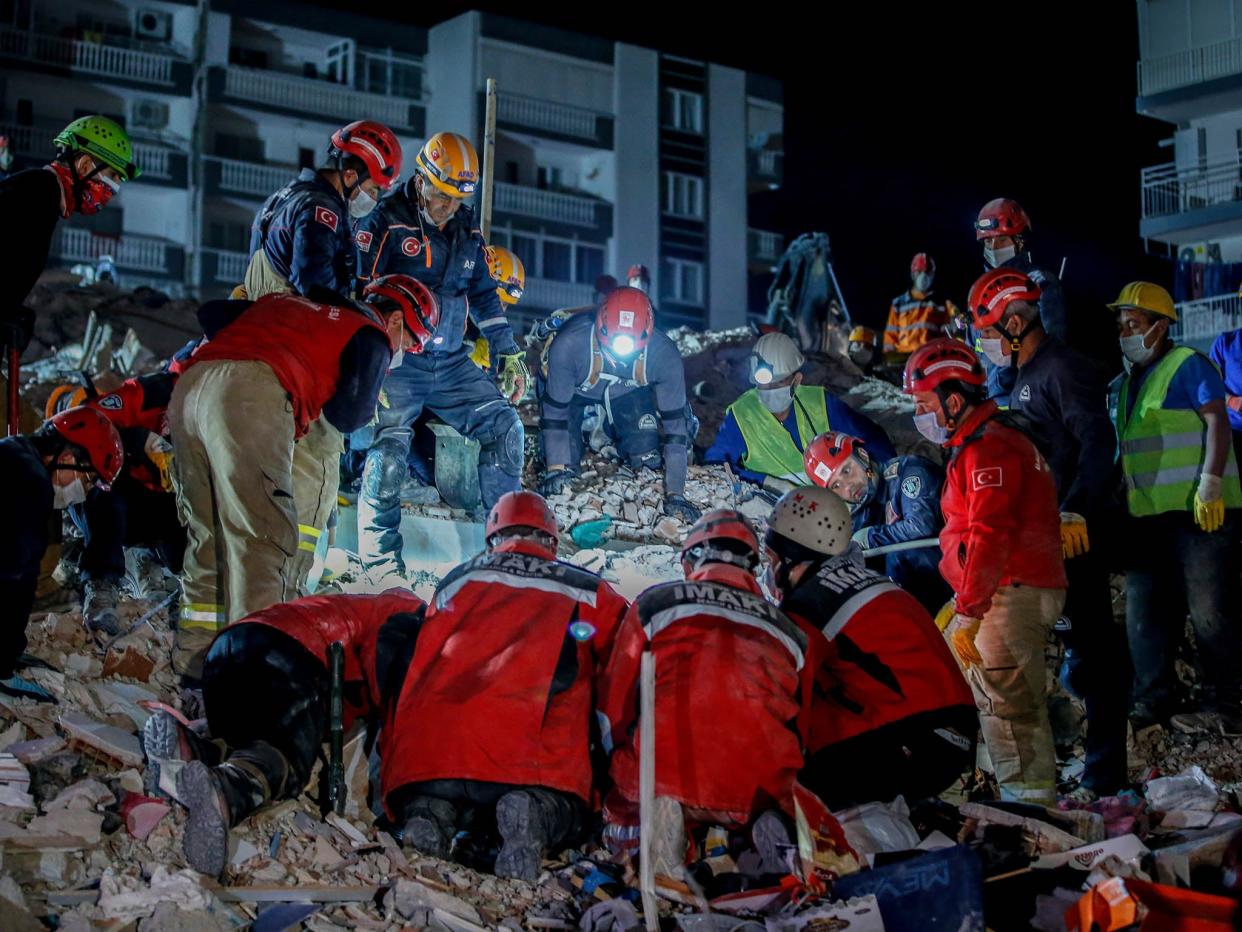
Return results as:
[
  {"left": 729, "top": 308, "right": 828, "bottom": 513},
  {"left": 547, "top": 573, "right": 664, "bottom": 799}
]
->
[
  {"left": 860, "top": 459, "right": 942, "bottom": 550},
  {"left": 951, "top": 439, "right": 1025, "bottom": 620},
  {"left": 825, "top": 395, "right": 896, "bottom": 463},
  {"left": 320, "top": 327, "right": 394, "bottom": 434},
  {"left": 649, "top": 333, "right": 689, "bottom": 498},
  {"left": 703, "top": 411, "right": 768, "bottom": 485},
  {"left": 1196, "top": 399, "right": 1232, "bottom": 533},
  {"left": 539, "top": 335, "right": 582, "bottom": 480}
]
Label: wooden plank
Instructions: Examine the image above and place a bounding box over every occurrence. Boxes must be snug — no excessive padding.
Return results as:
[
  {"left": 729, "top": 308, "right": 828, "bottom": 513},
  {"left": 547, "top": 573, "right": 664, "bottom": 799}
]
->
[{"left": 47, "top": 883, "right": 386, "bottom": 908}]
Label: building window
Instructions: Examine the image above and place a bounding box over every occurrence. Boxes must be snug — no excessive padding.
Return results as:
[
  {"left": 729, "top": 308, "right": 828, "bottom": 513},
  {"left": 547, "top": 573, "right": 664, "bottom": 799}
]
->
[
  {"left": 661, "top": 171, "right": 703, "bottom": 219},
  {"left": 492, "top": 226, "right": 606, "bottom": 285},
  {"left": 542, "top": 240, "right": 572, "bottom": 281},
  {"left": 358, "top": 48, "right": 423, "bottom": 99},
  {"left": 662, "top": 88, "right": 703, "bottom": 134},
  {"left": 575, "top": 244, "right": 604, "bottom": 284},
  {"left": 661, "top": 257, "right": 704, "bottom": 307}
]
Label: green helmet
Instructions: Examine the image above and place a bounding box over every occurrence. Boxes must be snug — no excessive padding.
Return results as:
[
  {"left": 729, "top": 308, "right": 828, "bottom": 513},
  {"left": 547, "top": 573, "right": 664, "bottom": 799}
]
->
[{"left": 53, "top": 116, "right": 140, "bottom": 182}]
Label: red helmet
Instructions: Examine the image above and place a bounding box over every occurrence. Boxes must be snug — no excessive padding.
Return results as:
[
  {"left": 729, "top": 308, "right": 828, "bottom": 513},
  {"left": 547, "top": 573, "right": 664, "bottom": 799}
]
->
[
  {"left": 596, "top": 286, "right": 654, "bottom": 357},
  {"left": 803, "top": 431, "right": 870, "bottom": 489},
  {"left": 680, "top": 509, "right": 759, "bottom": 564},
  {"left": 626, "top": 264, "right": 649, "bottom": 282},
  {"left": 330, "top": 121, "right": 403, "bottom": 191},
  {"left": 49, "top": 406, "right": 124, "bottom": 486},
  {"left": 486, "top": 491, "right": 559, "bottom": 554},
  {"left": 967, "top": 268, "right": 1042, "bottom": 329},
  {"left": 903, "top": 338, "right": 986, "bottom": 395},
  {"left": 975, "top": 198, "right": 1031, "bottom": 241},
  {"left": 911, "top": 253, "right": 935, "bottom": 275},
  {"left": 362, "top": 275, "right": 440, "bottom": 353}
]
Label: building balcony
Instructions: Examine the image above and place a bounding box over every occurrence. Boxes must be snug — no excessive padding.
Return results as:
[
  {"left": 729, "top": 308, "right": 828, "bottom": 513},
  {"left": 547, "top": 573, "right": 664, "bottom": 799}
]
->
[
  {"left": 202, "top": 156, "right": 296, "bottom": 201},
  {"left": 0, "top": 24, "right": 191, "bottom": 94},
  {"left": 0, "top": 121, "right": 188, "bottom": 186},
  {"left": 747, "top": 145, "right": 783, "bottom": 192},
  {"left": 748, "top": 227, "right": 783, "bottom": 270},
  {"left": 50, "top": 227, "right": 184, "bottom": 279},
  {"left": 490, "top": 92, "right": 613, "bottom": 148},
  {"left": 1170, "top": 293, "right": 1241, "bottom": 354},
  {"left": 210, "top": 65, "right": 421, "bottom": 132},
  {"left": 522, "top": 277, "right": 596, "bottom": 312},
  {"left": 493, "top": 182, "right": 612, "bottom": 237},
  {"left": 1140, "top": 155, "right": 1242, "bottom": 243},
  {"left": 200, "top": 248, "right": 250, "bottom": 289},
  {"left": 1137, "top": 37, "right": 1242, "bottom": 122}
]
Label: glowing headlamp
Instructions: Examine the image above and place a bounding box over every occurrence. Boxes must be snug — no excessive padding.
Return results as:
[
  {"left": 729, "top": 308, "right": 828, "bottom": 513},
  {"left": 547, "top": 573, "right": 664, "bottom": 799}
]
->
[
  {"left": 505, "top": 284, "right": 524, "bottom": 301},
  {"left": 751, "top": 357, "right": 774, "bottom": 385},
  {"left": 611, "top": 334, "right": 636, "bottom": 356}
]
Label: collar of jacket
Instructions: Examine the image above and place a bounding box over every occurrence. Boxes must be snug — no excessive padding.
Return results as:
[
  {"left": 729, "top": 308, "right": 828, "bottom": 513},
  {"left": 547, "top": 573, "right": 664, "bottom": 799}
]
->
[
  {"left": 946, "top": 399, "right": 999, "bottom": 449},
  {"left": 686, "top": 562, "right": 762, "bottom": 594}
]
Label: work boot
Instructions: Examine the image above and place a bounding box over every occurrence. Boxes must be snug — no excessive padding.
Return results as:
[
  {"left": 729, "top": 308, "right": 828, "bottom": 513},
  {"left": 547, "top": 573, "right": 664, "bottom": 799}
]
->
[
  {"left": 142, "top": 710, "right": 220, "bottom": 797},
  {"left": 400, "top": 796, "right": 457, "bottom": 859},
  {"left": 495, "top": 790, "right": 555, "bottom": 882},
  {"left": 0, "top": 674, "right": 56, "bottom": 703},
  {"left": 82, "top": 578, "right": 121, "bottom": 636},
  {"left": 751, "top": 810, "right": 794, "bottom": 875},
  {"left": 177, "top": 759, "right": 269, "bottom": 877},
  {"left": 648, "top": 796, "right": 688, "bottom": 881}
]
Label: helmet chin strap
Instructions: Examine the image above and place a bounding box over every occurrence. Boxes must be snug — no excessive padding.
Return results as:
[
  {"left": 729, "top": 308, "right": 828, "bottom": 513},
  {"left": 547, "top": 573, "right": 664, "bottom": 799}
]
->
[{"left": 1006, "top": 316, "right": 1040, "bottom": 353}]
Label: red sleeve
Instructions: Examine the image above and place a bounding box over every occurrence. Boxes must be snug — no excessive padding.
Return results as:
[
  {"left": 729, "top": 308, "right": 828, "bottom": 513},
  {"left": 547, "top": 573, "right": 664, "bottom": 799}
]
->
[
  {"left": 953, "top": 435, "right": 1025, "bottom": 619},
  {"left": 87, "top": 380, "right": 152, "bottom": 431},
  {"left": 594, "top": 599, "right": 644, "bottom": 757}
]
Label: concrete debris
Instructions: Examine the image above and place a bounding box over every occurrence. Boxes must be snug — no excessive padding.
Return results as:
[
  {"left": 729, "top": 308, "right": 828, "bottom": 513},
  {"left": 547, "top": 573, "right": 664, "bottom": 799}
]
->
[
  {"left": 121, "top": 794, "right": 171, "bottom": 841},
  {"left": 666, "top": 326, "right": 754, "bottom": 358},
  {"left": 97, "top": 865, "right": 213, "bottom": 921},
  {"left": 44, "top": 778, "right": 115, "bottom": 812},
  {"left": 58, "top": 710, "right": 144, "bottom": 768}
]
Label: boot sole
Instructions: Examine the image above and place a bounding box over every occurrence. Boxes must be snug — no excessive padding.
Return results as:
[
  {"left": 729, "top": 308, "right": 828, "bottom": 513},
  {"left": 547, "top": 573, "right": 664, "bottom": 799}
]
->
[
  {"left": 401, "top": 815, "right": 450, "bottom": 859},
  {"left": 142, "top": 711, "right": 191, "bottom": 797},
  {"left": 751, "top": 811, "right": 793, "bottom": 874},
  {"left": 494, "top": 792, "right": 545, "bottom": 882},
  {"left": 178, "top": 760, "right": 229, "bottom": 877}
]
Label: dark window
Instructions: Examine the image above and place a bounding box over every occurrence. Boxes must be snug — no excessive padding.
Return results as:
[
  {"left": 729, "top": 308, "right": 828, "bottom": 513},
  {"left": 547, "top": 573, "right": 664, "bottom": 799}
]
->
[
  {"left": 504, "top": 160, "right": 519, "bottom": 184},
  {"left": 575, "top": 245, "right": 604, "bottom": 284},
  {"left": 16, "top": 99, "right": 32, "bottom": 125},
  {"left": 543, "top": 240, "right": 571, "bottom": 281},
  {"left": 298, "top": 147, "right": 315, "bottom": 169}
]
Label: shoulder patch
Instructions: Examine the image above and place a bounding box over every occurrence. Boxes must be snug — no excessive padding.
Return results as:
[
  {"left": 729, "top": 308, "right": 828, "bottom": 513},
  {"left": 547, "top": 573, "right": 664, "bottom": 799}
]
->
[
  {"left": 313, "top": 205, "right": 338, "bottom": 232},
  {"left": 401, "top": 237, "right": 422, "bottom": 258},
  {"left": 900, "top": 474, "right": 922, "bottom": 498},
  {"left": 1028, "top": 269, "right": 1047, "bottom": 284},
  {"left": 98, "top": 394, "right": 123, "bottom": 411},
  {"left": 971, "top": 466, "right": 1004, "bottom": 490},
  {"left": 883, "top": 461, "right": 899, "bottom": 481},
  {"left": 355, "top": 230, "right": 373, "bottom": 252},
  {"left": 1018, "top": 383, "right": 1031, "bottom": 402}
]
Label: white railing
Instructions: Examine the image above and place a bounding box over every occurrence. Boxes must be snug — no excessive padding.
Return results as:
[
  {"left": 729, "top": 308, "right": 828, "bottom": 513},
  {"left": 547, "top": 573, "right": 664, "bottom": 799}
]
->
[
  {"left": 131, "top": 143, "right": 170, "bottom": 180},
  {"left": 204, "top": 156, "right": 293, "bottom": 198},
  {"left": 522, "top": 277, "right": 595, "bottom": 310},
  {"left": 498, "top": 93, "right": 601, "bottom": 140},
  {"left": 1138, "top": 36, "right": 1242, "bottom": 97},
  {"left": 0, "top": 25, "right": 175, "bottom": 85},
  {"left": 493, "top": 182, "right": 600, "bottom": 227},
  {"left": 1171, "top": 293, "right": 1241, "bottom": 346},
  {"left": 203, "top": 248, "right": 250, "bottom": 284},
  {"left": 755, "top": 149, "right": 779, "bottom": 176},
  {"left": 224, "top": 66, "right": 411, "bottom": 128},
  {"left": 749, "top": 228, "right": 782, "bottom": 263},
  {"left": 1141, "top": 154, "right": 1242, "bottom": 219},
  {"left": 0, "top": 122, "right": 176, "bottom": 181},
  {"left": 53, "top": 227, "right": 170, "bottom": 273}
]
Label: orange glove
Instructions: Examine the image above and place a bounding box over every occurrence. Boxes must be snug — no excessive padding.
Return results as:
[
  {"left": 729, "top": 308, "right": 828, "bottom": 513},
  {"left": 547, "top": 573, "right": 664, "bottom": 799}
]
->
[{"left": 946, "top": 614, "right": 983, "bottom": 670}]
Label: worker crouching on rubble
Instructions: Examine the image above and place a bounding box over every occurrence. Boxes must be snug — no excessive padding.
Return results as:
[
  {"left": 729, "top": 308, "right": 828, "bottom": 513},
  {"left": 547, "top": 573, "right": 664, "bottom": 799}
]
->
[
  {"left": 379, "top": 491, "right": 631, "bottom": 882},
  {"left": 764, "top": 486, "right": 976, "bottom": 808},
  {"left": 142, "top": 589, "right": 427, "bottom": 877},
  {"left": 704, "top": 332, "right": 895, "bottom": 498},
  {"left": 602, "top": 510, "right": 807, "bottom": 878},
  {"left": 0, "top": 407, "right": 123, "bottom": 702}
]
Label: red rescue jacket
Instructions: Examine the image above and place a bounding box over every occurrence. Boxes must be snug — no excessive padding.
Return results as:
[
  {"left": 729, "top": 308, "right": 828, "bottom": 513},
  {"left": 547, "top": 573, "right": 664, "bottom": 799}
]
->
[
  {"left": 939, "top": 401, "right": 1067, "bottom": 618},
  {"left": 379, "top": 541, "right": 631, "bottom": 817},
  {"left": 781, "top": 553, "right": 974, "bottom": 750},
  {"left": 88, "top": 371, "right": 178, "bottom": 492},
  {"left": 604, "top": 564, "right": 807, "bottom": 821},
  {"left": 230, "top": 589, "right": 427, "bottom": 731},
  {"left": 190, "top": 293, "right": 385, "bottom": 438}
]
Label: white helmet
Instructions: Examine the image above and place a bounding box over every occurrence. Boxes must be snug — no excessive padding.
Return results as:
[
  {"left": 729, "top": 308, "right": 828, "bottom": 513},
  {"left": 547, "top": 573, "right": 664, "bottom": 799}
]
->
[
  {"left": 767, "top": 486, "right": 852, "bottom": 557},
  {"left": 750, "top": 332, "right": 805, "bottom": 385}
]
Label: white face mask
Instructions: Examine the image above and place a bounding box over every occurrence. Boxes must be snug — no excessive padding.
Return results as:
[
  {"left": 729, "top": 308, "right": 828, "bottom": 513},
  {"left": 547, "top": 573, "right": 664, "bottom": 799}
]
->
[
  {"left": 349, "top": 186, "right": 377, "bottom": 219},
  {"left": 913, "top": 272, "right": 934, "bottom": 293},
  {"left": 1120, "top": 323, "right": 1161, "bottom": 365},
  {"left": 758, "top": 385, "right": 793, "bottom": 413},
  {"left": 914, "top": 411, "right": 951, "bottom": 445},
  {"left": 983, "top": 242, "right": 1017, "bottom": 268},
  {"left": 53, "top": 477, "right": 88, "bottom": 509},
  {"left": 849, "top": 346, "right": 874, "bottom": 367},
  {"left": 978, "top": 337, "right": 1011, "bottom": 368}
]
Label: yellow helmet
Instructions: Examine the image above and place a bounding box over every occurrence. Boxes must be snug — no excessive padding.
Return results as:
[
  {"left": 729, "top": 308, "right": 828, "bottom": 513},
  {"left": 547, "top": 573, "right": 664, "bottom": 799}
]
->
[
  {"left": 848, "top": 325, "right": 878, "bottom": 345},
  {"left": 486, "top": 245, "right": 525, "bottom": 305},
  {"left": 414, "top": 132, "right": 479, "bottom": 199},
  {"left": 1107, "top": 281, "right": 1177, "bottom": 322}
]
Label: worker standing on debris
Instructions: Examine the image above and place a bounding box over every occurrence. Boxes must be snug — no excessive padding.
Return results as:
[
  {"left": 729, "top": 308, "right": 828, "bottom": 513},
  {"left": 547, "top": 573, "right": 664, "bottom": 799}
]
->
[
  {"left": 1109, "top": 283, "right": 1242, "bottom": 735},
  {"left": 968, "top": 268, "right": 1128, "bottom": 797},
  {"left": 142, "top": 589, "right": 427, "bottom": 877},
  {"left": 882, "top": 254, "right": 956, "bottom": 365},
  {"left": 704, "top": 332, "right": 895, "bottom": 496},
  {"left": 1210, "top": 326, "right": 1242, "bottom": 473},
  {"left": 538, "top": 286, "right": 701, "bottom": 522},
  {"left": 904, "top": 339, "right": 1066, "bottom": 806},
  {"left": 380, "top": 492, "right": 630, "bottom": 881},
  {"left": 355, "top": 132, "right": 529, "bottom": 583},
  {"left": 764, "top": 487, "right": 977, "bottom": 808},
  {"left": 602, "top": 510, "right": 807, "bottom": 874},
  {"left": 846, "top": 325, "right": 881, "bottom": 375},
  {"left": 973, "top": 198, "right": 1066, "bottom": 405},
  {"left": 0, "top": 407, "right": 123, "bottom": 702},
  {"left": 167, "top": 276, "right": 438, "bottom": 679},
  {"left": 803, "top": 430, "right": 950, "bottom": 612}
]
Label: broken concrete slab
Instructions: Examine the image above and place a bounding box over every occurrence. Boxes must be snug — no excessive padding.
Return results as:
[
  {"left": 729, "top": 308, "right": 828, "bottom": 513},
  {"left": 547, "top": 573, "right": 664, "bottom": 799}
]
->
[
  {"left": 388, "top": 877, "right": 484, "bottom": 925},
  {"left": 102, "top": 645, "right": 156, "bottom": 683},
  {"left": 88, "top": 681, "right": 159, "bottom": 732},
  {"left": 98, "top": 865, "right": 214, "bottom": 921},
  {"left": 58, "top": 710, "right": 143, "bottom": 768},
  {"left": 0, "top": 895, "right": 43, "bottom": 932},
  {"left": 15, "top": 808, "right": 105, "bottom": 848},
  {"left": 7, "top": 736, "right": 66, "bottom": 765},
  {"left": 45, "top": 778, "right": 115, "bottom": 812}
]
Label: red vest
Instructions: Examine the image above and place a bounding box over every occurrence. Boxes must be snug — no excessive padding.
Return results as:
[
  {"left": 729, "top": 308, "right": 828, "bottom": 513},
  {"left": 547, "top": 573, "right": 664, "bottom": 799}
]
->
[{"left": 191, "top": 294, "right": 385, "bottom": 438}]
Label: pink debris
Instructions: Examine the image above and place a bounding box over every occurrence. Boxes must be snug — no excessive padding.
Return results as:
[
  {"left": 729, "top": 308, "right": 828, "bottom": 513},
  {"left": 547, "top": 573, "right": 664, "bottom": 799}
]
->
[{"left": 120, "top": 793, "right": 171, "bottom": 842}]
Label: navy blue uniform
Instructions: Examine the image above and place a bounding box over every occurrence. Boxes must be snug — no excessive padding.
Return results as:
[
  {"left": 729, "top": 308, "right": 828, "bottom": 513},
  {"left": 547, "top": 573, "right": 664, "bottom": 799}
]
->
[
  {"left": 978, "top": 251, "right": 1066, "bottom": 405},
  {"left": 0, "top": 436, "right": 53, "bottom": 677},
  {"left": 250, "top": 169, "right": 353, "bottom": 297}
]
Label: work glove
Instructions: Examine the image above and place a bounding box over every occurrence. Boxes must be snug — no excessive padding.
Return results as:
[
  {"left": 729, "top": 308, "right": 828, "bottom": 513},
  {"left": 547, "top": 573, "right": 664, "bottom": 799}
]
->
[
  {"left": 851, "top": 526, "right": 872, "bottom": 549},
  {"left": 497, "top": 351, "right": 530, "bottom": 405},
  {"left": 1228, "top": 394, "right": 1242, "bottom": 414},
  {"left": 663, "top": 495, "right": 701, "bottom": 523},
  {"left": 1194, "top": 473, "right": 1226, "bottom": 533},
  {"left": 144, "top": 432, "right": 175, "bottom": 492},
  {"left": 1059, "top": 512, "right": 1090, "bottom": 559},
  {"left": 0, "top": 305, "right": 35, "bottom": 353},
  {"left": 761, "top": 476, "right": 797, "bottom": 496},
  {"left": 933, "top": 599, "right": 956, "bottom": 632},
  {"left": 946, "top": 614, "right": 983, "bottom": 670},
  {"left": 539, "top": 468, "right": 574, "bottom": 497}
]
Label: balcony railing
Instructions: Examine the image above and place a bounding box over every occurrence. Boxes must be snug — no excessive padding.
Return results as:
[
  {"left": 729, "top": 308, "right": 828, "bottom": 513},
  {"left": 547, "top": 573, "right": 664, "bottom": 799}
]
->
[
  {"left": 202, "top": 248, "right": 250, "bottom": 284},
  {"left": 1138, "top": 36, "right": 1242, "bottom": 97},
  {"left": 52, "top": 227, "right": 172, "bottom": 273},
  {"left": 204, "top": 156, "right": 295, "bottom": 199},
  {"left": 494, "top": 182, "right": 602, "bottom": 227},
  {"left": 1170, "top": 293, "right": 1242, "bottom": 346},
  {"left": 522, "top": 277, "right": 596, "bottom": 310},
  {"left": 222, "top": 66, "right": 414, "bottom": 128},
  {"left": 0, "top": 24, "right": 177, "bottom": 86},
  {"left": 749, "top": 228, "right": 783, "bottom": 265},
  {"left": 0, "top": 122, "right": 179, "bottom": 181},
  {"left": 1141, "top": 154, "right": 1242, "bottom": 220},
  {"left": 497, "top": 92, "right": 603, "bottom": 141}
]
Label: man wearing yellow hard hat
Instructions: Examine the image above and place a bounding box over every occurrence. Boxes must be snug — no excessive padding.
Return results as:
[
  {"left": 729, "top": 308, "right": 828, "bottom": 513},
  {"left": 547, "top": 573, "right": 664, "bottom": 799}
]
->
[{"left": 1109, "top": 281, "right": 1242, "bottom": 736}]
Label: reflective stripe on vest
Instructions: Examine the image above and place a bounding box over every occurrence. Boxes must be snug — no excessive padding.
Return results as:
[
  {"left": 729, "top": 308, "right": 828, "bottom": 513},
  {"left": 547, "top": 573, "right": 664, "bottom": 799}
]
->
[
  {"left": 728, "top": 385, "right": 830, "bottom": 483},
  {"left": 1115, "top": 345, "right": 1242, "bottom": 516}
]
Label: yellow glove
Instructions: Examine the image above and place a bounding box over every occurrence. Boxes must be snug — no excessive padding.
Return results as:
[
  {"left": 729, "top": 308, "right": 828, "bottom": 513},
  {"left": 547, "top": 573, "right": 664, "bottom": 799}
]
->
[
  {"left": 933, "top": 600, "right": 956, "bottom": 632},
  {"left": 1059, "top": 512, "right": 1089, "bottom": 559},
  {"left": 946, "top": 614, "right": 983, "bottom": 669},
  {"left": 1195, "top": 474, "right": 1225, "bottom": 533},
  {"left": 469, "top": 336, "right": 491, "bottom": 371},
  {"left": 498, "top": 352, "right": 530, "bottom": 405},
  {"left": 144, "top": 432, "right": 175, "bottom": 492},
  {"left": 229, "top": 284, "right": 249, "bottom": 300}
]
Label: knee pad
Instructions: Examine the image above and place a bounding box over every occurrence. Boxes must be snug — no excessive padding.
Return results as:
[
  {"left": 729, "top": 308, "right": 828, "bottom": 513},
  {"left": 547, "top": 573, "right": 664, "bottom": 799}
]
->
[
  {"left": 630, "top": 448, "right": 663, "bottom": 470},
  {"left": 478, "top": 410, "right": 524, "bottom": 477},
  {"left": 361, "top": 438, "right": 409, "bottom": 506}
]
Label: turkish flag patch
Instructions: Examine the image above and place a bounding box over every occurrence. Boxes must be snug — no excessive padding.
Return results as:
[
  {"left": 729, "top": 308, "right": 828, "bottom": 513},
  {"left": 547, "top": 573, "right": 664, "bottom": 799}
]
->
[
  {"left": 314, "top": 205, "right": 338, "bottom": 232},
  {"left": 971, "top": 466, "right": 1004, "bottom": 490},
  {"left": 401, "top": 237, "right": 422, "bottom": 257},
  {"left": 355, "top": 230, "right": 373, "bottom": 252}
]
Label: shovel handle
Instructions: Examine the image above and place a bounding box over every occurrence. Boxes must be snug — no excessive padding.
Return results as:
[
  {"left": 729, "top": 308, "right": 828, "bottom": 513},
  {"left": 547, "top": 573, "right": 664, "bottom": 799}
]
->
[{"left": 7, "top": 345, "right": 18, "bottom": 437}]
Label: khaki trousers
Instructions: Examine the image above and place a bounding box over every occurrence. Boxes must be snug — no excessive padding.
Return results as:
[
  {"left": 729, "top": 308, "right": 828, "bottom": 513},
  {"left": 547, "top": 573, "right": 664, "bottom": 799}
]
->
[{"left": 289, "top": 417, "right": 341, "bottom": 594}]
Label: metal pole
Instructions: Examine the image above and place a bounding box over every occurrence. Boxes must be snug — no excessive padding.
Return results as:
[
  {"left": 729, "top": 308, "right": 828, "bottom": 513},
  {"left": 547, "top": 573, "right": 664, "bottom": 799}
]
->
[
  {"left": 639, "top": 651, "right": 658, "bottom": 932},
  {"left": 480, "top": 78, "right": 498, "bottom": 242},
  {"left": 861, "top": 537, "right": 940, "bottom": 558}
]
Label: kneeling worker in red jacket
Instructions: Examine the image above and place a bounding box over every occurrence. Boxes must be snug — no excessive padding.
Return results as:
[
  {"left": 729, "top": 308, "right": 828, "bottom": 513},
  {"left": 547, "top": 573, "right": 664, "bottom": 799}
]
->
[
  {"left": 763, "top": 485, "right": 977, "bottom": 808},
  {"left": 380, "top": 491, "right": 631, "bottom": 881},
  {"left": 142, "top": 589, "right": 427, "bottom": 876}
]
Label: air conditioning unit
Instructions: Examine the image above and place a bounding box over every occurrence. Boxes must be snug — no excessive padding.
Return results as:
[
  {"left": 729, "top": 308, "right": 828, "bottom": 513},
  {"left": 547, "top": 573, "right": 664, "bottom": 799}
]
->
[
  {"left": 133, "top": 9, "right": 171, "bottom": 41},
  {"left": 130, "top": 99, "right": 170, "bottom": 131}
]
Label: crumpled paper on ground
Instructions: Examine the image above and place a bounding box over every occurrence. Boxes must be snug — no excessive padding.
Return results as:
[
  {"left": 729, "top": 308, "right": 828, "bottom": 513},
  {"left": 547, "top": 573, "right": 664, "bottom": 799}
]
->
[{"left": 97, "top": 865, "right": 213, "bottom": 921}]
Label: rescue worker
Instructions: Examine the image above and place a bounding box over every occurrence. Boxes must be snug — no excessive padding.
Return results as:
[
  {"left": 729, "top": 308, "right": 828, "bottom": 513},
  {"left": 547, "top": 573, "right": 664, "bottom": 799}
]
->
[
  {"left": 141, "top": 589, "right": 427, "bottom": 877},
  {"left": 168, "top": 276, "right": 438, "bottom": 679},
  {"left": 538, "top": 287, "right": 699, "bottom": 522},
  {"left": 380, "top": 491, "right": 630, "bottom": 881},
  {"left": 466, "top": 245, "right": 526, "bottom": 371},
  {"left": 704, "top": 332, "right": 895, "bottom": 496},
  {"left": 356, "top": 132, "right": 529, "bottom": 582},
  {"left": 905, "top": 339, "right": 1067, "bottom": 806},
  {"left": 1209, "top": 326, "right": 1242, "bottom": 470},
  {"left": 602, "top": 510, "right": 806, "bottom": 874},
  {"left": 968, "top": 267, "right": 1128, "bottom": 796},
  {"left": 627, "top": 263, "right": 651, "bottom": 294},
  {"left": 882, "top": 253, "right": 955, "bottom": 365},
  {"left": 846, "top": 325, "right": 880, "bottom": 375},
  {"left": 973, "top": 198, "right": 1067, "bottom": 405},
  {"left": 0, "top": 407, "right": 123, "bottom": 701},
  {"left": 1109, "top": 283, "right": 1242, "bottom": 735},
  {"left": 764, "top": 486, "right": 977, "bottom": 808},
  {"left": 803, "top": 430, "right": 950, "bottom": 612},
  {"left": 0, "top": 117, "right": 139, "bottom": 430}
]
